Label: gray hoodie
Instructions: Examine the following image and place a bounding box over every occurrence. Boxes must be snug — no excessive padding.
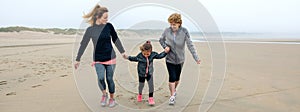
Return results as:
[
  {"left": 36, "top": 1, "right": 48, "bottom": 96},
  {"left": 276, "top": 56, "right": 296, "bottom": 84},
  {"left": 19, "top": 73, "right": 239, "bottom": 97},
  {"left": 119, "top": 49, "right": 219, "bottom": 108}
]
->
[{"left": 159, "top": 27, "right": 199, "bottom": 64}]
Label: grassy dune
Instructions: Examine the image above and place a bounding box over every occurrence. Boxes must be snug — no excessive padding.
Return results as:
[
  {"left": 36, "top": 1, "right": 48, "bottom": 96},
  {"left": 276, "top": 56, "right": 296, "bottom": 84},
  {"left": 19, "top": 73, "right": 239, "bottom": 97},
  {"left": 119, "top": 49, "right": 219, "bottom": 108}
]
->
[{"left": 0, "top": 26, "right": 78, "bottom": 35}]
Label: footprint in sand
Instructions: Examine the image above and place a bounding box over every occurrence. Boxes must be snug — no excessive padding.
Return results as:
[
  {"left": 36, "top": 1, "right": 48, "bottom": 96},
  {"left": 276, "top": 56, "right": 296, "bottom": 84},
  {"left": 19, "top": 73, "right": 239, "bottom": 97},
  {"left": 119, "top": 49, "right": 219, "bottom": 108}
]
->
[
  {"left": 32, "top": 84, "right": 42, "bottom": 88},
  {"left": 6, "top": 92, "right": 16, "bottom": 96},
  {"left": 60, "top": 75, "right": 68, "bottom": 77},
  {"left": 43, "top": 79, "right": 50, "bottom": 82},
  {"left": 0, "top": 81, "right": 7, "bottom": 85},
  {"left": 18, "top": 79, "right": 26, "bottom": 83}
]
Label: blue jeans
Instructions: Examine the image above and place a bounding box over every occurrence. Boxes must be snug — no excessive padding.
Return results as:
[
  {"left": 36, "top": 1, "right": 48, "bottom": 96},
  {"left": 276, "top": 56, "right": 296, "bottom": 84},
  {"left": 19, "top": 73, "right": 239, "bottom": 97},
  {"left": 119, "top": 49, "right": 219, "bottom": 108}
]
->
[{"left": 95, "top": 63, "right": 116, "bottom": 94}]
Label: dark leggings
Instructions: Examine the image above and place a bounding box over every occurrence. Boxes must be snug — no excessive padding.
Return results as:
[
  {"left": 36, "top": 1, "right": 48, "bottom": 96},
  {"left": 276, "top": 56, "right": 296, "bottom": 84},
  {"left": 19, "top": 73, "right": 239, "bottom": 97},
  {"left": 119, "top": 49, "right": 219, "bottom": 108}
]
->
[
  {"left": 166, "top": 62, "right": 183, "bottom": 82},
  {"left": 138, "top": 75, "right": 154, "bottom": 97},
  {"left": 95, "top": 64, "right": 115, "bottom": 94}
]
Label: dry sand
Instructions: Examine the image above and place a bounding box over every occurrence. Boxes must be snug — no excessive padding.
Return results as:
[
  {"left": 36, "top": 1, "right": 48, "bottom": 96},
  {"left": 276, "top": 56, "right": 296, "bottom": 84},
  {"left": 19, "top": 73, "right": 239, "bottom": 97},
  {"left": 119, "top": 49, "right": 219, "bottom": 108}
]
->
[{"left": 0, "top": 31, "right": 299, "bottom": 112}]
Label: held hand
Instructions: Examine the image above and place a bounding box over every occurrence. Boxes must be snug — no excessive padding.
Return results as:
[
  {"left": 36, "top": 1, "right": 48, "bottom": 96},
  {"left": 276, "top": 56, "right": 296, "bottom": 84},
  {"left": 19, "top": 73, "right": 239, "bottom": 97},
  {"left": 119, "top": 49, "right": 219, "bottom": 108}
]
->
[
  {"left": 164, "top": 47, "right": 170, "bottom": 53},
  {"left": 74, "top": 61, "right": 80, "bottom": 69},
  {"left": 121, "top": 53, "right": 128, "bottom": 59},
  {"left": 196, "top": 60, "right": 201, "bottom": 64}
]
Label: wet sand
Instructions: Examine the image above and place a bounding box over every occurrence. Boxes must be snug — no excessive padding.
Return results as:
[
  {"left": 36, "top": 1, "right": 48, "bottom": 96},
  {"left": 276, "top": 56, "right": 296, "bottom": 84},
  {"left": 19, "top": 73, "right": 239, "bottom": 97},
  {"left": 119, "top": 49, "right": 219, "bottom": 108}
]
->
[{"left": 0, "top": 32, "right": 299, "bottom": 112}]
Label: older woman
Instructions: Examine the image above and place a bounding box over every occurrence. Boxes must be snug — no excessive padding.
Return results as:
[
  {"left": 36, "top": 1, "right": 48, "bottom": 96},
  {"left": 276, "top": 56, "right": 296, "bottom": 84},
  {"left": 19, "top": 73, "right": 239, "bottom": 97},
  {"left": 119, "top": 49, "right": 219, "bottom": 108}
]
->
[{"left": 159, "top": 13, "right": 201, "bottom": 105}]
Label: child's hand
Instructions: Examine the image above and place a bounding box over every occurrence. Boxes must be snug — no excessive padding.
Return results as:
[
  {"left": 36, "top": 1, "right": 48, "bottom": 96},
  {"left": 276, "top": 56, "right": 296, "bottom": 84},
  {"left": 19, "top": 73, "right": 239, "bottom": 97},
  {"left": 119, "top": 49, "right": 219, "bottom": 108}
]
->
[{"left": 164, "top": 47, "right": 170, "bottom": 53}]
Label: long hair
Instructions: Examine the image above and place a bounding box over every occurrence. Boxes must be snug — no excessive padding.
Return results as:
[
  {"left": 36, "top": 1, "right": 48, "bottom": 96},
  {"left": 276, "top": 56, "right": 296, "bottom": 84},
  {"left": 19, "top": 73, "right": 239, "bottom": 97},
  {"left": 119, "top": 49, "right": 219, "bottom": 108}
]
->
[{"left": 83, "top": 4, "right": 108, "bottom": 26}]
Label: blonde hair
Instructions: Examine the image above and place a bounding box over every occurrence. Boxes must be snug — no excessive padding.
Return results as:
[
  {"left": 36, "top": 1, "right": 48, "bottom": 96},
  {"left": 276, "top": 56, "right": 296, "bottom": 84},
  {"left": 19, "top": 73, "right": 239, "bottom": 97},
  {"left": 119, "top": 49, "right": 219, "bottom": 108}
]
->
[
  {"left": 140, "top": 41, "right": 152, "bottom": 52},
  {"left": 83, "top": 4, "right": 108, "bottom": 25},
  {"left": 168, "top": 13, "right": 182, "bottom": 26}
]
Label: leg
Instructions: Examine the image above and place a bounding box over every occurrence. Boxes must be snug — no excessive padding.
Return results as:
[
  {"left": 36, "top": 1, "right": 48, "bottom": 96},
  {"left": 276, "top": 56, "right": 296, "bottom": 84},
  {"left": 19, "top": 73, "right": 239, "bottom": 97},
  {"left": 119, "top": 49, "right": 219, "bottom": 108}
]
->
[
  {"left": 166, "top": 62, "right": 176, "bottom": 96},
  {"left": 137, "top": 75, "right": 146, "bottom": 102},
  {"left": 169, "top": 83, "right": 175, "bottom": 96},
  {"left": 174, "top": 63, "right": 184, "bottom": 90},
  {"left": 105, "top": 64, "right": 117, "bottom": 108},
  {"left": 95, "top": 63, "right": 108, "bottom": 106},
  {"left": 146, "top": 75, "right": 154, "bottom": 97},
  {"left": 105, "top": 64, "right": 116, "bottom": 98},
  {"left": 147, "top": 75, "right": 155, "bottom": 105},
  {"left": 95, "top": 63, "right": 107, "bottom": 95},
  {"left": 138, "top": 76, "right": 146, "bottom": 95}
]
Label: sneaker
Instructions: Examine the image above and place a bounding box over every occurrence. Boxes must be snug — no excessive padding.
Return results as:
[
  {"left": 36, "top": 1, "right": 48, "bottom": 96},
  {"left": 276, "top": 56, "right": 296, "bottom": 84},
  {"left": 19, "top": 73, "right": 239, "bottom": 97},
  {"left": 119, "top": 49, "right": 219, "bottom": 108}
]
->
[
  {"left": 169, "top": 96, "right": 175, "bottom": 105},
  {"left": 100, "top": 93, "right": 108, "bottom": 106},
  {"left": 173, "top": 91, "right": 177, "bottom": 97},
  {"left": 148, "top": 97, "right": 155, "bottom": 105},
  {"left": 109, "top": 98, "right": 116, "bottom": 108},
  {"left": 137, "top": 94, "right": 142, "bottom": 102}
]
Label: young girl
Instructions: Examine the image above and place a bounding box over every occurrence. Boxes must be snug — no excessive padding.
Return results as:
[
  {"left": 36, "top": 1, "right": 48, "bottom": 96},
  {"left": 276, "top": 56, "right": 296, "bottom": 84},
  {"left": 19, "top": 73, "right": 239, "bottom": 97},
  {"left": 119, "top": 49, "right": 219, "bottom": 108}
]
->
[{"left": 124, "top": 41, "right": 169, "bottom": 105}]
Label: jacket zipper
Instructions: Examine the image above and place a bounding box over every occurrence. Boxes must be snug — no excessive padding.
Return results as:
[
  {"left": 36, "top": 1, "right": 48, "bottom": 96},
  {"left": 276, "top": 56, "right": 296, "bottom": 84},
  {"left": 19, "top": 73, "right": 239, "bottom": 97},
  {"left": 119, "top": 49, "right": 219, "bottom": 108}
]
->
[{"left": 173, "top": 32, "right": 178, "bottom": 64}]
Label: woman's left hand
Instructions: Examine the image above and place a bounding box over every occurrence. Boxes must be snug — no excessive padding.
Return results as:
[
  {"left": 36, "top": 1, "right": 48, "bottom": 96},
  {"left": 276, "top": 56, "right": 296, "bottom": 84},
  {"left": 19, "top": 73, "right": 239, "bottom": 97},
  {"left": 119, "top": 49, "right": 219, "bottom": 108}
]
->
[
  {"left": 196, "top": 60, "right": 201, "bottom": 64},
  {"left": 121, "top": 53, "right": 128, "bottom": 59}
]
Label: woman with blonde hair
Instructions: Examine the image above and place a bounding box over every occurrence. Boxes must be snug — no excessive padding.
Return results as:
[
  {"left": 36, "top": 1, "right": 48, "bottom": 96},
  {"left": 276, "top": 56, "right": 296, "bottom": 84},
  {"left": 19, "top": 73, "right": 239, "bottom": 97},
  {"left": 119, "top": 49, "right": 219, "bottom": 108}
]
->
[
  {"left": 74, "top": 4, "right": 126, "bottom": 108},
  {"left": 159, "top": 13, "right": 201, "bottom": 105}
]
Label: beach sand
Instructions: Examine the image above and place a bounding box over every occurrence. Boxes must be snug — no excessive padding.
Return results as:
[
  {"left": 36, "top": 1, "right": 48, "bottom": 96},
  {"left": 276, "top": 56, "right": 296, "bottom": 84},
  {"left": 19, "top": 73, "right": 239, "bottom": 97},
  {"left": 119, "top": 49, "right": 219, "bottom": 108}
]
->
[{"left": 0, "top": 32, "right": 299, "bottom": 112}]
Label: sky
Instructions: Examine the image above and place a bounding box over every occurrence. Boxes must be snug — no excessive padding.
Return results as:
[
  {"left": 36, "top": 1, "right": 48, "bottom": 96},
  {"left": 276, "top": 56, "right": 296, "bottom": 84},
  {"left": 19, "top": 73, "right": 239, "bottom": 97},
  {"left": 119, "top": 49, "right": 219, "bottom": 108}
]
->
[{"left": 0, "top": 0, "right": 299, "bottom": 33}]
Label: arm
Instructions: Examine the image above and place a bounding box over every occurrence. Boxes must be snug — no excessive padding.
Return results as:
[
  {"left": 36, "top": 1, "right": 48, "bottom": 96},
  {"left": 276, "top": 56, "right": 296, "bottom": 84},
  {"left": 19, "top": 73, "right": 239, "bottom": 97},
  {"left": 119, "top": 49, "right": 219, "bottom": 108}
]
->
[
  {"left": 109, "top": 23, "right": 125, "bottom": 54},
  {"left": 75, "top": 28, "right": 91, "bottom": 61},
  {"left": 184, "top": 29, "right": 200, "bottom": 62},
  {"left": 74, "top": 28, "right": 91, "bottom": 69},
  {"left": 128, "top": 53, "right": 141, "bottom": 62},
  {"left": 159, "top": 29, "right": 168, "bottom": 49},
  {"left": 154, "top": 51, "right": 167, "bottom": 59}
]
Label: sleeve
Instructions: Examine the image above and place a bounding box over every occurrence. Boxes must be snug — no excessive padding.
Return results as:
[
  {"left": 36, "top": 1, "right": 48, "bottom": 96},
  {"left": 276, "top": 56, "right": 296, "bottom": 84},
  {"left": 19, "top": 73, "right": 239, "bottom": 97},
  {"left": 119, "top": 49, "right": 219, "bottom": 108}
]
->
[
  {"left": 154, "top": 51, "right": 167, "bottom": 59},
  {"left": 75, "top": 28, "right": 91, "bottom": 61},
  {"left": 109, "top": 23, "right": 125, "bottom": 54},
  {"left": 184, "top": 29, "right": 200, "bottom": 61},
  {"left": 128, "top": 53, "right": 141, "bottom": 62},
  {"left": 159, "top": 28, "right": 168, "bottom": 49}
]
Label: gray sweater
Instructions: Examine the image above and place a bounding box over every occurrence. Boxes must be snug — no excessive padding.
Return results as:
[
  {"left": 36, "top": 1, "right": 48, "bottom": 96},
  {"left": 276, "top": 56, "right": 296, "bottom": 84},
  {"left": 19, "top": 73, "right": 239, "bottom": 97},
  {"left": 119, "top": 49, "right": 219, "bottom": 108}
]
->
[{"left": 159, "top": 27, "right": 199, "bottom": 64}]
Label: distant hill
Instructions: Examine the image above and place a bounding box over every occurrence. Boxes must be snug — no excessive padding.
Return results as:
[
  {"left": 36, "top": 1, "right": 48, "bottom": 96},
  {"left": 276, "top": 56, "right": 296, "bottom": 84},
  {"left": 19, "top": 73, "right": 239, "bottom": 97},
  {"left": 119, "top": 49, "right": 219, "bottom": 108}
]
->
[
  {"left": 0, "top": 26, "right": 78, "bottom": 35},
  {"left": 0, "top": 26, "right": 265, "bottom": 37},
  {"left": 0, "top": 26, "right": 165, "bottom": 36}
]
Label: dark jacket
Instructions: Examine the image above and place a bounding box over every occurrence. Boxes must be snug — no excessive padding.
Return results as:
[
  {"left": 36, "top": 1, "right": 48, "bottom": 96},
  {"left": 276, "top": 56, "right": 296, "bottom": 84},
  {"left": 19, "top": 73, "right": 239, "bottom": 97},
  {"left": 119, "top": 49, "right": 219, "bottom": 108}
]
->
[
  {"left": 128, "top": 51, "right": 167, "bottom": 77},
  {"left": 76, "top": 22, "right": 125, "bottom": 62}
]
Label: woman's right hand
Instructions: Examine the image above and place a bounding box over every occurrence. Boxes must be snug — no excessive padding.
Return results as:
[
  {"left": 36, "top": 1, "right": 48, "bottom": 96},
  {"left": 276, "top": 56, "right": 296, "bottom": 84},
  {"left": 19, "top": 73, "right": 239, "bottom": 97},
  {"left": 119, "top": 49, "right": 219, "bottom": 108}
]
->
[{"left": 74, "top": 61, "right": 80, "bottom": 69}]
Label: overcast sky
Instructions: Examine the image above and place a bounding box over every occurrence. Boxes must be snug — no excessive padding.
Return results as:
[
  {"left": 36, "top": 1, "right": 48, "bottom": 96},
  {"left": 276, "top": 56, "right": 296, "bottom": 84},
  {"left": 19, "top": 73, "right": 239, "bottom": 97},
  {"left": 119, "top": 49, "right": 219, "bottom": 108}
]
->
[{"left": 0, "top": 0, "right": 299, "bottom": 33}]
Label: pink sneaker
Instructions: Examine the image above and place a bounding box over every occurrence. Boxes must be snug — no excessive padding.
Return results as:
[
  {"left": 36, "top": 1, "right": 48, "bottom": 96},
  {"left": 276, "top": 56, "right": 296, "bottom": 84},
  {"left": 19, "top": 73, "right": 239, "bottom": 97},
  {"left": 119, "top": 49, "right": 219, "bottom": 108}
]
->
[
  {"left": 109, "top": 98, "right": 116, "bottom": 108},
  {"left": 137, "top": 94, "right": 142, "bottom": 102},
  {"left": 100, "top": 93, "right": 108, "bottom": 106},
  {"left": 148, "top": 97, "right": 155, "bottom": 105}
]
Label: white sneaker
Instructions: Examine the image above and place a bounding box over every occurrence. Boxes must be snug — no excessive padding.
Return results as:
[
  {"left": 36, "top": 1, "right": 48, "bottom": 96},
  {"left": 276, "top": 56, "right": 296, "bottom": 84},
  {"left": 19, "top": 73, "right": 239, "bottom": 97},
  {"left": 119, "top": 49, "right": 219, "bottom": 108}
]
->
[
  {"left": 173, "top": 91, "right": 177, "bottom": 97},
  {"left": 169, "top": 96, "right": 175, "bottom": 105}
]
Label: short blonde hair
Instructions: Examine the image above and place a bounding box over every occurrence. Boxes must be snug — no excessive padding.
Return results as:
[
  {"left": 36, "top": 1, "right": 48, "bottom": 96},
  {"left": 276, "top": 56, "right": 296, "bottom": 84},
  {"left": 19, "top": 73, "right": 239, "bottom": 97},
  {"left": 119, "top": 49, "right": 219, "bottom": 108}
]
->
[{"left": 168, "top": 13, "right": 182, "bottom": 25}]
